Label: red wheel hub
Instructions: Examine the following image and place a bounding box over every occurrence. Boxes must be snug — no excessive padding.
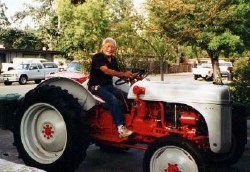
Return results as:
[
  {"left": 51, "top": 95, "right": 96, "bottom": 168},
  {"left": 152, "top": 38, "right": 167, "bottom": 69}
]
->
[
  {"left": 42, "top": 123, "right": 54, "bottom": 139},
  {"left": 165, "top": 163, "right": 181, "bottom": 172}
]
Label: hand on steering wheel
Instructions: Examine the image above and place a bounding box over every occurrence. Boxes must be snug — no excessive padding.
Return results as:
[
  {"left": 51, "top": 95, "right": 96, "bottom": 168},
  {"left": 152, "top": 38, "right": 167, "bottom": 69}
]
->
[{"left": 115, "top": 70, "right": 149, "bottom": 85}]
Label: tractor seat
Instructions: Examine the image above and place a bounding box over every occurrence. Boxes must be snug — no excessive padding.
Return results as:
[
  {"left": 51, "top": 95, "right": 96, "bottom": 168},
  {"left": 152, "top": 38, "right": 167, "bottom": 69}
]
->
[
  {"left": 82, "top": 80, "right": 106, "bottom": 103},
  {"left": 82, "top": 80, "right": 122, "bottom": 110}
]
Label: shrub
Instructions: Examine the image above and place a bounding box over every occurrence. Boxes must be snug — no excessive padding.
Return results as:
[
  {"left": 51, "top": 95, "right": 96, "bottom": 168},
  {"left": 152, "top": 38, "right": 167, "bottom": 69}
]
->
[{"left": 229, "top": 57, "right": 250, "bottom": 106}]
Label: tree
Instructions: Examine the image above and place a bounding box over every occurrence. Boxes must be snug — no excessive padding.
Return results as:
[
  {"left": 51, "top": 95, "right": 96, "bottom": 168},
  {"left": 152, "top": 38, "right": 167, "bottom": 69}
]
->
[
  {"left": 0, "top": 28, "right": 45, "bottom": 49},
  {"left": 11, "top": 0, "right": 143, "bottom": 64},
  {"left": 137, "top": 30, "right": 176, "bottom": 80},
  {"left": 0, "top": 0, "right": 10, "bottom": 29},
  {"left": 230, "top": 55, "right": 250, "bottom": 105},
  {"left": 57, "top": 0, "right": 142, "bottom": 62},
  {"left": 13, "top": 0, "right": 59, "bottom": 50},
  {"left": 0, "top": 0, "right": 46, "bottom": 50},
  {"left": 146, "top": 0, "right": 250, "bottom": 84}
]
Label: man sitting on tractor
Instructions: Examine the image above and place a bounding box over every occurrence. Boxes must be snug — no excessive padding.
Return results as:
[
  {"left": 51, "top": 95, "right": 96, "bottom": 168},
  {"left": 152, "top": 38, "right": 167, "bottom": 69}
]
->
[{"left": 88, "top": 37, "right": 134, "bottom": 137}]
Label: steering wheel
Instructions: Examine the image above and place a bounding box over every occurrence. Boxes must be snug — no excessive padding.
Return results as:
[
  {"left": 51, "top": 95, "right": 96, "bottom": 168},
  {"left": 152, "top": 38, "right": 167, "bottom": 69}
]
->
[{"left": 115, "top": 70, "right": 149, "bottom": 85}]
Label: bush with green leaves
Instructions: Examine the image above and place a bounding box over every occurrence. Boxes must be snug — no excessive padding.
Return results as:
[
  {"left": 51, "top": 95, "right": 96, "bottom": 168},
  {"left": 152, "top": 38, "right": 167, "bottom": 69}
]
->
[{"left": 230, "top": 57, "right": 250, "bottom": 106}]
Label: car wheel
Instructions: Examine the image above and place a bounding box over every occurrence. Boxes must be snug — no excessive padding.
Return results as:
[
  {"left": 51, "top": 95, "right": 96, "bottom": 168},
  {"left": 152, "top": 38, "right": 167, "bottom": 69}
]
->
[
  {"left": 14, "top": 85, "right": 90, "bottom": 172},
  {"left": 143, "top": 135, "right": 209, "bottom": 172},
  {"left": 4, "top": 81, "right": 12, "bottom": 85},
  {"left": 19, "top": 75, "right": 28, "bottom": 85},
  {"left": 194, "top": 75, "right": 199, "bottom": 80},
  {"left": 34, "top": 79, "right": 42, "bottom": 84}
]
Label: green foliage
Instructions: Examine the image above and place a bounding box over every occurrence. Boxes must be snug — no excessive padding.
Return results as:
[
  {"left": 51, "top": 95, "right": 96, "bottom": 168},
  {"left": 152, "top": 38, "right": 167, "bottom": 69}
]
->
[
  {"left": 56, "top": 0, "right": 143, "bottom": 61},
  {"left": 146, "top": 0, "right": 250, "bottom": 57},
  {"left": 230, "top": 57, "right": 250, "bottom": 105},
  {"left": 0, "top": 28, "right": 45, "bottom": 49},
  {"left": 57, "top": 0, "right": 108, "bottom": 57},
  {"left": 0, "top": 0, "right": 10, "bottom": 28},
  {"left": 13, "top": 0, "right": 59, "bottom": 50},
  {"left": 146, "top": 0, "right": 250, "bottom": 83},
  {"left": 209, "top": 31, "right": 244, "bottom": 57},
  {"left": 2, "top": 0, "right": 250, "bottom": 79}
]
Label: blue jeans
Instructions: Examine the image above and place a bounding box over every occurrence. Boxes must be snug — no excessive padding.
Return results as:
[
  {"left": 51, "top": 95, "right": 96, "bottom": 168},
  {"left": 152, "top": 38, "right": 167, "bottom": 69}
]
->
[{"left": 91, "top": 85, "right": 127, "bottom": 126}]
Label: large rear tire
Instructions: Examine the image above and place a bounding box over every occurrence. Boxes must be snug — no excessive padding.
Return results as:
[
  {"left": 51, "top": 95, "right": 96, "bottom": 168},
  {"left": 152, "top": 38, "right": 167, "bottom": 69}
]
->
[
  {"left": 143, "top": 135, "right": 209, "bottom": 172},
  {"left": 14, "top": 85, "right": 90, "bottom": 172}
]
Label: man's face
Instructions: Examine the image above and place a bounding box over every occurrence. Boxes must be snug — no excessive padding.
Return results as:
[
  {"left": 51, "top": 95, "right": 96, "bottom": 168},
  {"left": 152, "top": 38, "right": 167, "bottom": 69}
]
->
[{"left": 102, "top": 42, "right": 116, "bottom": 56}]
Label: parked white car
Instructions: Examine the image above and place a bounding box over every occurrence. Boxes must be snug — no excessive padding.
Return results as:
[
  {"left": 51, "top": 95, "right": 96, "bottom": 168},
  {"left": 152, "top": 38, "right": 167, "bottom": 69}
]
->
[
  {"left": 192, "top": 61, "right": 233, "bottom": 80},
  {"left": 2, "top": 62, "right": 59, "bottom": 85},
  {"left": 1, "top": 63, "right": 15, "bottom": 73},
  {"left": 219, "top": 61, "right": 233, "bottom": 77},
  {"left": 192, "top": 63, "right": 213, "bottom": 80}
]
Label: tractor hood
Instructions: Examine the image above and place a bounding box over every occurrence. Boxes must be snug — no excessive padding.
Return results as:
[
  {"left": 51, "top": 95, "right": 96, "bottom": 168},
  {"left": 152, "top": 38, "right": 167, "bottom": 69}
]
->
[{"left": 128, "top": 81, "right": 231, "bottom": 105}]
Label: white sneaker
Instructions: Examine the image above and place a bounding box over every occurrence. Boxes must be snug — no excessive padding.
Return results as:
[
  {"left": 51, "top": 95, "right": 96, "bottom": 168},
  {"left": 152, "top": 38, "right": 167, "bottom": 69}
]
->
[{"left": 118, "top": 125, "right": 133, "bottom": 137}]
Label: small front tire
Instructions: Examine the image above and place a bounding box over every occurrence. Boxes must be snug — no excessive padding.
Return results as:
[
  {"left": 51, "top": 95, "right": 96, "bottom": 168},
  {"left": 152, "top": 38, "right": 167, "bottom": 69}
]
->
[{"left": 143, "top": 135, "right": 208, "bottom": 172}]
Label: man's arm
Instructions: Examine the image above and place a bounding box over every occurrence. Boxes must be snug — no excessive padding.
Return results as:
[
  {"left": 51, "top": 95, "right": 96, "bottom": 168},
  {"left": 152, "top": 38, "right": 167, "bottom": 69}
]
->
[{"left": 100, "top": 66, "right": 133, "bottom": 78}]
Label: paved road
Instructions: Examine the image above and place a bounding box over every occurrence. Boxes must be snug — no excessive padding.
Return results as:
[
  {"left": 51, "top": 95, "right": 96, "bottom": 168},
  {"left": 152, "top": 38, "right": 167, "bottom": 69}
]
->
[{"left": 0, "top": 73, "right": 249, "bottom": 172}]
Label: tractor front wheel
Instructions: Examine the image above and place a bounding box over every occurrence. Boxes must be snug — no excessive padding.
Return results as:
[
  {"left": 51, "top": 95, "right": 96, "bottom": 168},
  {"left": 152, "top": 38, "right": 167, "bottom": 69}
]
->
[{"left": 143, "top": 135, "right": 208, "bottom": 172}]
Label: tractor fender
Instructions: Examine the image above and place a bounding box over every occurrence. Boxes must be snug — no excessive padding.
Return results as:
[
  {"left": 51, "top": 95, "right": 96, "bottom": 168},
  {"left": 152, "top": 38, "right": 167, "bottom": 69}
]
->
[{"left": 38, "top": 77, "right": 97, "bottom": 111}]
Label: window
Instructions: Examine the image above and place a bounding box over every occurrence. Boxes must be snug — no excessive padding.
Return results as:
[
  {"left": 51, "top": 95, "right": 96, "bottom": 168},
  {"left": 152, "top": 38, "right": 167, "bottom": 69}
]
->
[
  {"left": 38, "top": 64, "right": 43, "bottom": 69},
  {"left": 66, "top": 61, "right": 85, "bottom": 72},
  {"left": 30, "top": 64, "right": 38, "bottom": 70},
  {"left": 43, "top": 62, "right": 58, "bottom": 68}
]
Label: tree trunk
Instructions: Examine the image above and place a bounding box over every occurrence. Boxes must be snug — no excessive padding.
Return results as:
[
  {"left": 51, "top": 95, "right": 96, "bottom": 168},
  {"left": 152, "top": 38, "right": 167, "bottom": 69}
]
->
[
  {"left": 160, "top": 63, "right": 164, "bottom": 81},
  {"left": 208, "top": 52, "right": 223, "bottom": 85}
]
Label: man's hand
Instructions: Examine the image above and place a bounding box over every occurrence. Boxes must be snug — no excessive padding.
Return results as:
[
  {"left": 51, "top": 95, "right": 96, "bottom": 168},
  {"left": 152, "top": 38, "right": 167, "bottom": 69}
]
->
[{"left": 123, "top": 71, "right": 133, "bottom": 78}]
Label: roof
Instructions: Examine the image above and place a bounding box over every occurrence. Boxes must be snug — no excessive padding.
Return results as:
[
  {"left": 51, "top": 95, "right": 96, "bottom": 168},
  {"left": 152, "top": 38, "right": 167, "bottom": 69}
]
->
[{"left": 0, "top": 48, "right": 61, "bottom": 55}]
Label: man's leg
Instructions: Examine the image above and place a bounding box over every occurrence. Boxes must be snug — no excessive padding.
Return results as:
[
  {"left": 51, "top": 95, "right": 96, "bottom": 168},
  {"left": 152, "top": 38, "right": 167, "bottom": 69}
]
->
[
  {"left": 109, "top": 86, "right": 130, "bottom": 112},
  {"left": 91, "top": 85, "right": 133, "bottom": 137},
  {"left": 91, "top": 86, "right": 124, "bottom": 126}
]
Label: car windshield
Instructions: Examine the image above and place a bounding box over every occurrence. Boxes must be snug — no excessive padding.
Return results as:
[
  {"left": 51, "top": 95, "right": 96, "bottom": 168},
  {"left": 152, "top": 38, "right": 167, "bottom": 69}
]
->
[
  {"left": 14, "top": 63, "right": 30, "bottom": 70},
  {"left": 219, "top": 62, "right": 232, "bottom": 67},
  {"left": 201, "top": 63, "right": 212, "bottom": 68},
  {"left": 66, "top": 61, "right": 86, "bottom": 72}
]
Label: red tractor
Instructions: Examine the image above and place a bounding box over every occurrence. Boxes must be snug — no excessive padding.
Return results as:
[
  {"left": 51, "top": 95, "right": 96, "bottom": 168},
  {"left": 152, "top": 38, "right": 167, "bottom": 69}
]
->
[{"left": 13, "top": 72, "right": 247, "bottom": 172}]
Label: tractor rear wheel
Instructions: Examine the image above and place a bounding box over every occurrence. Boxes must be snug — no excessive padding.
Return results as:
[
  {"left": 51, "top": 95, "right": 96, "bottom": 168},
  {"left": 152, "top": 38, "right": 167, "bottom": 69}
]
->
[
  {"left": 143, "top": 135, "right": 208, "bottom": 172},
  {"left": 14, "top": 85, "right": 90, "bottom": 172}
]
